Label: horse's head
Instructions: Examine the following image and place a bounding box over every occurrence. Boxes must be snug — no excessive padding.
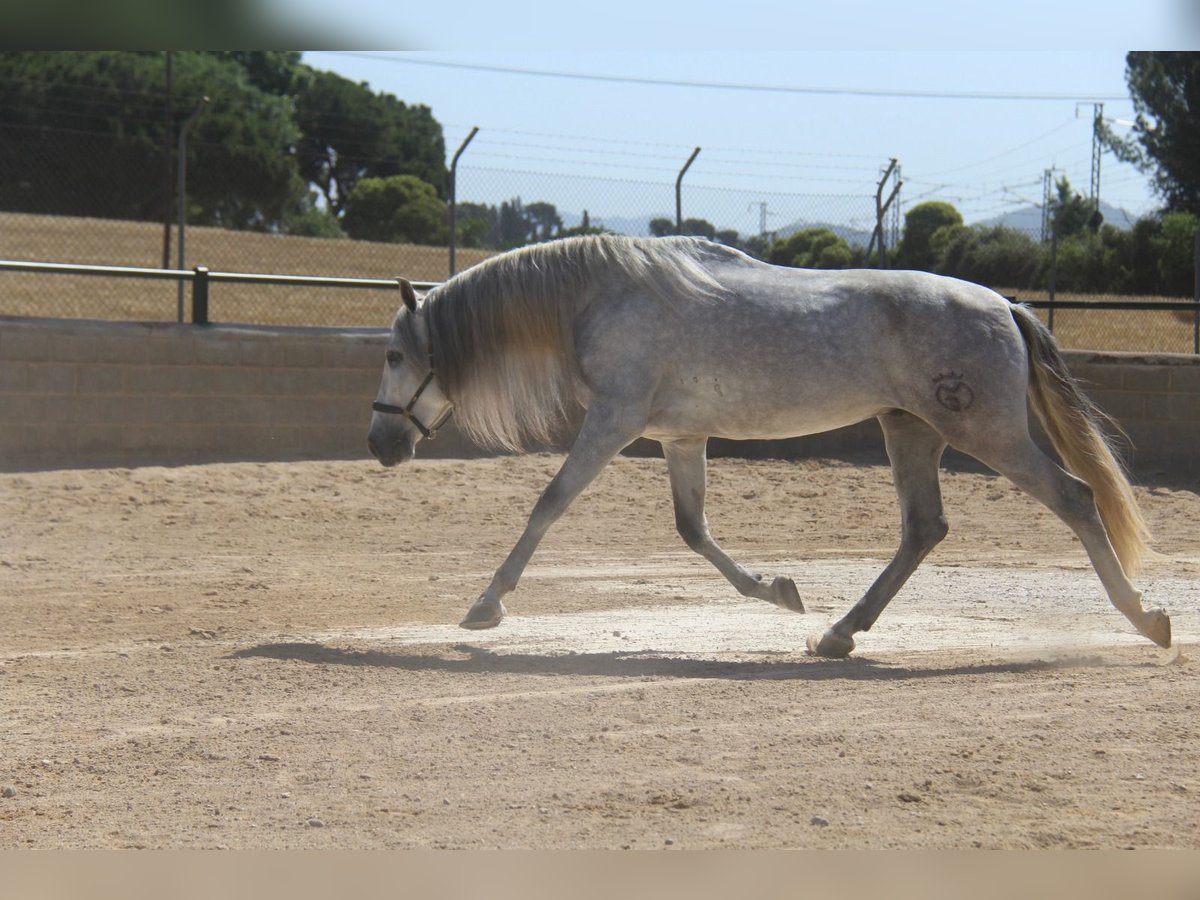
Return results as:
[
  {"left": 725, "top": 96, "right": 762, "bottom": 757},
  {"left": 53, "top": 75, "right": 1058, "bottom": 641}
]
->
[{"left": 367, "top": 280, "right": 453, "bottom": 467}]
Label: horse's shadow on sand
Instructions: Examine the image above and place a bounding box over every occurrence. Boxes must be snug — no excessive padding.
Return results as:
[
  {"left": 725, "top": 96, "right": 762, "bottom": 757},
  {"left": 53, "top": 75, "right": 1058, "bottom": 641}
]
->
[{"left": 229, "top": 641, "right": 1146, "bottom": 682}]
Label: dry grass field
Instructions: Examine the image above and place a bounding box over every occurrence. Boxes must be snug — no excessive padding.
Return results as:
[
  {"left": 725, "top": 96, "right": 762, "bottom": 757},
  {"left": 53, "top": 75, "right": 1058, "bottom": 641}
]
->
[
  {"left": 1, "top": 210, "right": 1196, "bottom": 351},
  {"left": 999, "top": 287, "right": 1200, "bottom": 356},
  {"left": 0, "top": 211, "right": 494, "bottom": 327}
]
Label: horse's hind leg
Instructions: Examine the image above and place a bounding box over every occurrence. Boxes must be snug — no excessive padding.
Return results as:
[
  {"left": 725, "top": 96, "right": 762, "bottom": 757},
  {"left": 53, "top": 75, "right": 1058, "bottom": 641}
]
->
[
  {"left": 967, "top": 435, "right": 1170, "bottom": 647},
  {"left": 662, "top": 438, "right": 805, "bottom": 612},
  {"left": 808, "top": 411, "right": 948, "bottom": 658}
]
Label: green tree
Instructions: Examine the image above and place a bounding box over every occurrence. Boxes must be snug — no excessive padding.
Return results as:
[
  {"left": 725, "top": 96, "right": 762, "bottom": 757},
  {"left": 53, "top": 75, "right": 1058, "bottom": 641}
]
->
[
  {"left": 455, "top": 217, "right": 492, "bottom": 249},
  {"left": 648, "top": 217, "right": 675, "bottom": 237},
  {"left": 294, "top": 69, "right": 447, "bottom": 219},
  {"left": 1103, "top": 52, "right": 1200, "bottom": 215},
  {"left": 0, "top": 51, "right": 304, "bottom": 229},
  {"left": 768, "top": 228, "right": 852, "bottom": 269},
  {"left": 174, "top": 52, "right": 305, "bottom": 230},
  {"left": 453, "top": 202, "right": 499, "bottom": 247},
  {"left": 931, "top": 225, "right": 1042, "bottom": 289},
  {"left": 341, "top": 175, "right": 447, "bottom": 245},
  {"left": 647, "top": 217, "right": 718, "bottom": 239},
  {"left": 498, "top": 198, "right": 530, "bottom": 246},
  {"left": 679, "top": 218, "right": 716, "bottom": 239},
  {"left": 282, "top": 191, "right": 345, "bottom": 239},
  {"left": 524, "top": 201, "right": 562, "bottom": 241},
  {"left": 556, "top": 211, "right": 610, "bottom": 240},
  {"left": 898, "top": 201, "right": 962, "bottom": 270},
  {"left": 211, "top": 51, "right": 304, "bottom": 97},
  {"left": 1155, "top": 211, "right": 1199, "bottom": 295},
  {"left": 1049, "top": 176, "right": 1101, "bottom": 238},
  {"left": 1048, "top": 212, "right": 1196, "bottom": 296}
]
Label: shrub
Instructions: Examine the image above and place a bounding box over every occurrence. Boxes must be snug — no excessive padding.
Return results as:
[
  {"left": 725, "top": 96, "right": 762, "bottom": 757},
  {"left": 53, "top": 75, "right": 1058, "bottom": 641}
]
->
[
  {"left": 898, "top": 201, "right": 963, "bottom": 271},
  {"left": 342, "top": 175, "right": 447, "bottom": 245}
]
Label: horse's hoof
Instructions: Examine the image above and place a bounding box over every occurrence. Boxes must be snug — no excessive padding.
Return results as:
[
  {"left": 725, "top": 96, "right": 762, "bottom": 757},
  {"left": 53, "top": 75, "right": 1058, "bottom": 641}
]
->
[
  {"left": 769, "top": 576, "right": 805, "bottom": 614},
  {"left": 459, "top": 599, "right": 506, "bottom": 630},
  {"left": 1138, "top": 608, "right": 1171, "bottom": 648},
  {"left": 806, "top": 629, "right": 855, "bottom": 658}
]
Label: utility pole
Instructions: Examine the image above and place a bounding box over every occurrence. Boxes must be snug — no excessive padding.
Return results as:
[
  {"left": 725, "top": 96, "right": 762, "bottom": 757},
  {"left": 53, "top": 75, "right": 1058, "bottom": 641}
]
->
[
  {"left": 1090, "top": 103, "right": 1103, "bottom": 214},
  {"left": 1077, "top": 102, "right": 1104, "bottom": 219},
  {"left": 748, "top": 201, "right": 769, "bottom": 238},
  {"left": 1040, "top": 166, "right": 1058, "bottom": 243}
]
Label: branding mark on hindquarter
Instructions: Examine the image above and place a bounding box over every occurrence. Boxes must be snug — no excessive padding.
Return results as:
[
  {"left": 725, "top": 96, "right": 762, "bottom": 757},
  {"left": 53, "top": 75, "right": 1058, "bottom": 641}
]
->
[{"left": 933, "top": 372, "right": 975, "bottom": 412}]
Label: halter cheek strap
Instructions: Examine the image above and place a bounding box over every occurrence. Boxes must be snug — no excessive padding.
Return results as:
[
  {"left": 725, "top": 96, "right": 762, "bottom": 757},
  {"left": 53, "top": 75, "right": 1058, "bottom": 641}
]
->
[{"left": 372, "top": 352, "right": 453, "bottom": 440}]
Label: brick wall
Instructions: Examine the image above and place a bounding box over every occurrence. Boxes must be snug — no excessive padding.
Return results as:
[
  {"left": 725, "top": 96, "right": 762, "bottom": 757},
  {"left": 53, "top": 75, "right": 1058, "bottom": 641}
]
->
[{"left": 1, "top": 318, "right": 1198, "bottom": 476}]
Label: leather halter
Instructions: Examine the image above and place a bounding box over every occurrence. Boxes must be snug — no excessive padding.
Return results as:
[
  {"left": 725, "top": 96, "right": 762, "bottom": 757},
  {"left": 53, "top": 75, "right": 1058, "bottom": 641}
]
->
[{"left": 371, "top": 352, "right": 453, "bottom": 440}]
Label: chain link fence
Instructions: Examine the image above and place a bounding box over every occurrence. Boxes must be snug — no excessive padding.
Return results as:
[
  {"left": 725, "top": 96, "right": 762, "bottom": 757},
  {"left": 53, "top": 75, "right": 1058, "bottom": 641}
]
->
[
  {"left": 0, "top": 208, "right": 491, "bottom": 327},
  {"left": 0, "top": 124, "right": 1196, "bottom": 352},
  {"left": 973, "top": 218, "right": 1200, "bottom": 355}
]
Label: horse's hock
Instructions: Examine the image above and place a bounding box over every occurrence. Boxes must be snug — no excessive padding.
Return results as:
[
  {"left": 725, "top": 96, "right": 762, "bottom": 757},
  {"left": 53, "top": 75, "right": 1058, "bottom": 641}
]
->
[{"left": 1, "top": 316, "right": 1199, "bottom": 476}]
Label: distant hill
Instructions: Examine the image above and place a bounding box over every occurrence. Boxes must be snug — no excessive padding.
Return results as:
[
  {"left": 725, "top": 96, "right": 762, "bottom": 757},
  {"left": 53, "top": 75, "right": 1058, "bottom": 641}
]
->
[{"left": 971, "top": 201, "right": 1138, "bottom": 234}]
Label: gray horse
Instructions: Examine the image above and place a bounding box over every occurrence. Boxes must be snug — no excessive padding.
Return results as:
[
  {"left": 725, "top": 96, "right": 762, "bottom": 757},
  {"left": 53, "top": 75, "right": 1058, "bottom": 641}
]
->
[{"left": 367, "top": 235, "right": 1170, "bottom": 658}]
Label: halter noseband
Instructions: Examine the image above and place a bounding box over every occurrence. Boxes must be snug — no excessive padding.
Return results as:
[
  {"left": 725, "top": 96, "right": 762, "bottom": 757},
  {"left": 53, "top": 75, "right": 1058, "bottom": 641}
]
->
[{"left": 371, "top": 351, "right": 453, "bottom": 440}]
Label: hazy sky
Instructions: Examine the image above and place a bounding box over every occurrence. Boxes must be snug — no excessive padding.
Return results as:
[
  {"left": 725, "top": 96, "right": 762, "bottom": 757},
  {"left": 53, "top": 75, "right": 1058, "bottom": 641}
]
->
[{"left": 300, "top": 4, "right": 1197, "bottom": 235}]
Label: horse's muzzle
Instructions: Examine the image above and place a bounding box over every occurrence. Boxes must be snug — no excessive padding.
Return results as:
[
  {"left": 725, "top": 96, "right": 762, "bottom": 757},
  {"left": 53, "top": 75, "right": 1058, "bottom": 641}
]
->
[{"left": 367, "top": 432, "right": 415, "bottom": 467}]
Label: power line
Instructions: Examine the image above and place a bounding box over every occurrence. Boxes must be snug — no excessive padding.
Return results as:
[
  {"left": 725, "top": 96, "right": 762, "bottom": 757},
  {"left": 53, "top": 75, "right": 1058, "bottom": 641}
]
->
[
  {"left": 331, "top": 52, "right": 1127, "bottom": 103},
  {"left": 444, "top": 121, "right": 882, "bottom": 160},
  {"left": 918, "top": 120, "right": 1079, "bottom": 177}
]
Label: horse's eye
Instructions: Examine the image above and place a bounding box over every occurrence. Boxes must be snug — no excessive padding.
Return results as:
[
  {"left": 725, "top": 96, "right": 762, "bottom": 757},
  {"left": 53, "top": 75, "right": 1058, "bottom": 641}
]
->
[{"left": 386, "top": 350, "right": 402, "bottom": 366}]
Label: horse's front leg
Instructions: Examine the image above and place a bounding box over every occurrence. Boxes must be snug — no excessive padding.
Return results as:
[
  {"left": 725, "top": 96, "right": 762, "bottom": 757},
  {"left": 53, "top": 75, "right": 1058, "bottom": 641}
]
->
[{"left": 460, "top": 404, "right": 645, "bottom": 629}]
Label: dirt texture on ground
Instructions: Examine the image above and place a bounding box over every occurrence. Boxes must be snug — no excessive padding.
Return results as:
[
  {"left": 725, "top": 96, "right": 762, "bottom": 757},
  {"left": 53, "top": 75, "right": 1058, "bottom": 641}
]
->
[{"left": 1, "top": 454, "right": 1198, "bottom": 848}]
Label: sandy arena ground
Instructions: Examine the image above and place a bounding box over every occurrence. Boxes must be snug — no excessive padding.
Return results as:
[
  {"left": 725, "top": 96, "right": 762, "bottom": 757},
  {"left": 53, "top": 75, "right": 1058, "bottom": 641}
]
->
[{"left": 1, "top": 453, "right": 1198, "bottom": 849}]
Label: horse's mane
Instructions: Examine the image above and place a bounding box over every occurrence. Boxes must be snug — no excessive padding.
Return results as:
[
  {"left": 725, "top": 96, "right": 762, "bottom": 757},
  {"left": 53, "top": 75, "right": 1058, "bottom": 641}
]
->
[{"left": 396, "top": 235, "right": 730, "bottom": 452}]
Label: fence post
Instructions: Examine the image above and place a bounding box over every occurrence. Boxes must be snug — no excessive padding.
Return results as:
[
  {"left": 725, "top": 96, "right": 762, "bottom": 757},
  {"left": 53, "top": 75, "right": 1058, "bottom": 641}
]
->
[
  {"left": 191, "top": 266, "right": 209, "bottom": 325},
  {"left": 447, "top": 126, "right": 479, "bottom": 278},
  {"left": 675, "top": 147, "right": 701, "bottom": 234},
  {"left": 868, "top": 158, "right": 900, "bottom": 267},
  {"left": 1193, "top": 225, "right": 1199, "bottom": 355},
  {"left": 175, "top": 95, "right": 209, "bottom": 322}
]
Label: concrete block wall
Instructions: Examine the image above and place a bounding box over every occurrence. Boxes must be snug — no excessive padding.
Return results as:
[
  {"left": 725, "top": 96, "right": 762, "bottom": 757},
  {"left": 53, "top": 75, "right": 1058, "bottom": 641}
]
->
[
  {"left": 0, "top": 317, "right": 475, "bottom": 469},
  {"left": 2, "top": 317, "right": 1199, "bottom": 477},
  {"left": 1068, "top": 352, "right": 1200, "bottom": 477}
]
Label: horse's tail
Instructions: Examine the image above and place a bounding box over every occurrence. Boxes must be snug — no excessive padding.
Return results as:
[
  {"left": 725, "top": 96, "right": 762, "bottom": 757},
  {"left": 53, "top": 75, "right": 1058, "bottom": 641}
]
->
[{"left": 1010, "top": 303, "right": 1151, "bottom": 574}]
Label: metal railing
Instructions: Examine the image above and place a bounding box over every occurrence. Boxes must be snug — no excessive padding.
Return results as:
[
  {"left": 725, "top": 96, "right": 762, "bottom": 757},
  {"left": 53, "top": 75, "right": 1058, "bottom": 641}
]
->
[
  {"left": 1, "top": 258, "right": 1198, "bottom": 354},
  {"left": 1019, "top": 298, "right": 1200, "bottom": 355},
  {"left": 0, "top": 259, "right": 439, "bottom": 326}
]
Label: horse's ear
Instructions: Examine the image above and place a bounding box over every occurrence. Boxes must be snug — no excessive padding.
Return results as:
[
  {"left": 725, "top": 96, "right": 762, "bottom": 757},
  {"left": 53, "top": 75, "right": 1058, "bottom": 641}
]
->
[{"left": 398, "top": 278, "right": 418, "bottom": 313}]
